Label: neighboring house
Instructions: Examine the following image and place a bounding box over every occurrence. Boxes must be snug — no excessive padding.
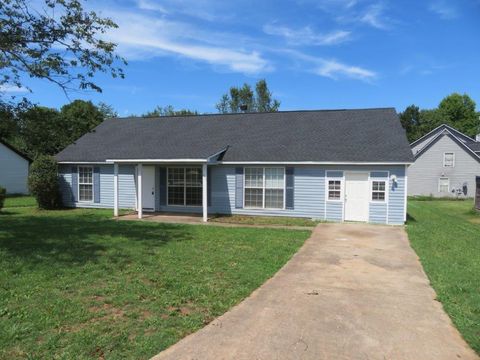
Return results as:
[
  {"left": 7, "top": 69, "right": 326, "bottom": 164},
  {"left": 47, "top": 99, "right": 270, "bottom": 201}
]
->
[
  {"left": 55, "top": 108, "right": 413, "bottom": 224},
  {"left": 0, "top": 140, "right": 30, "bottom": 194},
  {"left": 409, "top": 124, "right": 480, "bottom": 198}
]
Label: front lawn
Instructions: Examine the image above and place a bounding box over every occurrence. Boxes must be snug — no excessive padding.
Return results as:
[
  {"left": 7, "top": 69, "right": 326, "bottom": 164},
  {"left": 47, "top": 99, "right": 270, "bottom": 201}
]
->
[
  {"left": 210, "top": 214, "right": 320, "bottom": 227},
  {"left": 407, "top": 200, "right": 480, "bottom": 354},
  {"left": 0, "top": 198, "right": 309, "bottom": 359}
]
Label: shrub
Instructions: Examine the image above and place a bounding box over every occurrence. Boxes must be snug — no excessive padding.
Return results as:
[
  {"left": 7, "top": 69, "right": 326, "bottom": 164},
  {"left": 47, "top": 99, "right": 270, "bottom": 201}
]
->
[
  {"left": 0, "top": 186, "right": 5, "bottom": 211},
  {"left": 28, "top": 155, "right": 61, "bottom": 209}
]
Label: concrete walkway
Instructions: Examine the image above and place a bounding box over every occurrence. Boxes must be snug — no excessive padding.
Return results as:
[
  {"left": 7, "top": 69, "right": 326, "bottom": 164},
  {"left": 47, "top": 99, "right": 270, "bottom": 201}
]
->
[{"left": 152, "top": 223, "right": 478, "bottom": 360}]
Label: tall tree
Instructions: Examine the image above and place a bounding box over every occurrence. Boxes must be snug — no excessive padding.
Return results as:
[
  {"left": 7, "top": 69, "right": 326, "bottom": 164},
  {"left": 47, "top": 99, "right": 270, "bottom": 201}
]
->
[
  {"left": 0, "top": 0, "right": 125, "bottom": 97},
  {"left": 142, "top": 105, "right": 198, "bottom": 117},
  {"left": 438, "top": 93, "right": 478, "bottom": 136},
  {"left": 97, "top": 102, "right": 118, "bottom": 119},
  {"left": 60, "top": 100, "right": 105, "bottom": 141},
  {"left": 216, "top": 79, "right": 280, "bottom": 113}
]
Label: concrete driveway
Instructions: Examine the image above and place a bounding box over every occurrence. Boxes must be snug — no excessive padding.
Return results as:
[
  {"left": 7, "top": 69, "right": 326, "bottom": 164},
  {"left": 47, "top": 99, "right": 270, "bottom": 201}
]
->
[{"left": 152, "top": 223, "right": 478, "bottom": 360}]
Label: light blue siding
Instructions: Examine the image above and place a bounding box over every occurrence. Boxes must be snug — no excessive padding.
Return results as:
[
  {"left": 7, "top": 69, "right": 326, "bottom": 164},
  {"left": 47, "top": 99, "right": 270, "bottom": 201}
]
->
[
  {"left": 58, "top": 164, "right": 136, "bottom": 209},
  {"left": 387, "top": 165, "right": 406, "bottom": 225},
  {"left": 369, "top": 203, "right": 387, "bottom": 223},
  {"left": 325, "top": 201, "right": 343, "bottom": 221},
  {"left": 58, "top": 163, "right": 406, "bottom": 224}
]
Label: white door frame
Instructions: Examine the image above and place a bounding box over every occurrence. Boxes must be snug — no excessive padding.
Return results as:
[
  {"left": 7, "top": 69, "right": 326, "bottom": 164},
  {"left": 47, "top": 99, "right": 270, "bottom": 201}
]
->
[{"left": 343, "top": 171, "right": 370, "bottom": 222}]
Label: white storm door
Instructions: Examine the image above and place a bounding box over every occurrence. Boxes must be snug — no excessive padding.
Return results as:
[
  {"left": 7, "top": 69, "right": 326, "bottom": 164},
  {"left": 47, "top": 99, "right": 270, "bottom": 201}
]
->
[
  {"left": 142, "top": 166, "right": 156, "bottom": 211},
  {"left": 344, "top": 172, "right": 369, "bottom": 222}
]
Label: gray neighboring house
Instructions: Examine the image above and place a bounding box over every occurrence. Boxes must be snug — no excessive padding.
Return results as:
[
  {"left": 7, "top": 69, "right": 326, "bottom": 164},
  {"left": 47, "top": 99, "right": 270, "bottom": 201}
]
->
[
  {"left": 55, "top": 108, "right": 413, "bottom": 224},
  {"left": 0, "top": 139, "right": 30, "bottom": 194},
  {"left": 408, "top": 124, "right": 480, "bottom": 197}
]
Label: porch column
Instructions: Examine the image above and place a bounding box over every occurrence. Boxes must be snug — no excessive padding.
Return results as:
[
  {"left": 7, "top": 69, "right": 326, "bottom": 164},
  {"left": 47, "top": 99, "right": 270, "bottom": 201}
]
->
[
  {"left": 137, "top": 164, "right": 143, "bottom": 219},
  {"left": 113, "top": 163, "right": 119, "bottom": 217},
  {"left": 202, "top": 163, "right": 208, "bottom": 222}
]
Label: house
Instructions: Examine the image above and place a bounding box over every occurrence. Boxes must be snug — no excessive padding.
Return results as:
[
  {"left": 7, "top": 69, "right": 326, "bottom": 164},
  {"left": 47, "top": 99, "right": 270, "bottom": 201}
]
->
[
  {"left": 0, "top": 139, "right": 30, "bottom": 194},
  {"left": 55, "top": 108, "right": 413, "bottom": 224},
  {"left": 408, "top": 124, "right": 480, "bottom": 198}
]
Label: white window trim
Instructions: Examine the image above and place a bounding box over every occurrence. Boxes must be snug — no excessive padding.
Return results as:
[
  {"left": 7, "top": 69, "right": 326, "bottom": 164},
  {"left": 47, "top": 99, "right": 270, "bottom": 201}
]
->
[
  {"left": 325, "top": 171, "right": 344, "bottom": 203},
  {"left": 243, "top": 167, "right": 286, "bottom": 210},
  {"left": 438, "top": 177, "right": 450, "bottom": 193},
  {"left": 370, "top": 178, "right": 388, "bottom": 203},
  {"left": 78, "top": 165, "right": 94, "bottom": 203},
  {"left": 443, "top": 152, "right": 455, "bottom": 167},
  {"left": 166, "top": 167, "right": 203, "bottom": 207}
]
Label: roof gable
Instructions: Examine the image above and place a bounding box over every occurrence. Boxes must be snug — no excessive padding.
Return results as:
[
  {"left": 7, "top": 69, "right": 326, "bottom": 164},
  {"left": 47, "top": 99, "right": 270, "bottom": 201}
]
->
[
  {"left": 0, "top": 140, "right": 31, "bottom": 162},
  {"left": 56, "top": 108, "right": 414, "bottom": 164}
]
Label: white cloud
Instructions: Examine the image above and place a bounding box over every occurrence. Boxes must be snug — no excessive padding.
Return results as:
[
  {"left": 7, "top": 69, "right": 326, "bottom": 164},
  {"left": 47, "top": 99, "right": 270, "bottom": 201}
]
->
[
  {"left": 429, "top": 1, "right": 459, "bottom": 20},
  {"left": 263, "top": 24, "right": 351, "bottom": 46},
  {"left": 0, "top": 84, "right": 29, "bottom": 93},
  {"left": 137, "top": 0, "right": 168, "bottom": 13},
  {"left": 283, "top": 50, "right": 377, "bottom": 81},
  {"left": 314, "top": 59, "right": 377, "bottom": 80},
  {"left": 359, "top": 3, "right": 388, "bottom": 29},
  {"left": 104, "top": 11, "right": 272, "bottom": 74}
]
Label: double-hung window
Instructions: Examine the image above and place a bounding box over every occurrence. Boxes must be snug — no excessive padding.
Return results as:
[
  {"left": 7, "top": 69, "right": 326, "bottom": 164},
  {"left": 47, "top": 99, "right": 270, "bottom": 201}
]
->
[
  {"left": 371, "top": 180, "right": 386, "bottom": 201},
  {"left": 244, "top": 167, "right": 284, "bottom": 209},
  {"left": 78, "top": 166, "right": 93, "bottom": 202},
  {"left": 439, "top": 177, "right": 449, "bottom": 193},
  {"left": 444, "top": 152, "right": 455, "bottom": 167},
  {"left": 328, "top": 180, "right": 342, "bottom": 200},
  {"left": 167, "top": 167, "right": 202, "bottom": 206}
]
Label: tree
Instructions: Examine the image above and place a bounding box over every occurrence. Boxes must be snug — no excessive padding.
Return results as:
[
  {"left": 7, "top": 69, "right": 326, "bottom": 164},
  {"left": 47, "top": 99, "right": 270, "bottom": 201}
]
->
[
  {"left": 0, "top": 0, "right": 125, "bottom": 96},
  {"left": 18, "top": 106, "right": 66, "bottom": 156},
  {"left": 216, "top": 79, "right": 280, "bottom": 113},
  {"left": 142, "top": 105, "right": 198, "bottom": 117},
  {"left": 438, "top": 93, "right": 478, "bottom": 136},
  {"left": 97, "top": 102, "right": 118, "bottom": 119},
  {"left": 60, "top": 100, "right": 105, "bottom": 141},
  {"left": 28, "top": 155, "right": 62, "bottom": 209}
]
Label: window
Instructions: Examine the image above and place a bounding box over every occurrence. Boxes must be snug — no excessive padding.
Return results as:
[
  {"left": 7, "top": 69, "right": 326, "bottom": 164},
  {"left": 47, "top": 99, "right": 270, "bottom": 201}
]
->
[
  {"left": 167, "top": 167, "right": 202, "bottom": 206},
  {"left": 328, "top": 180, "right": 342, "bottom": 200},
  {"left": 439, "top": 177, "right": 449, "bottom": 193},
  {"left": 372, "top": 180, "right": 386, "bottom": 201},
  {"left": 444, "top": 152, "right": 455, "bottom": 167},
  {"left": 244, "top": 167, "right": 284, "bottom": 209},
  {"left": 78, "top": 166, "right": 93, "bottom": 202}
]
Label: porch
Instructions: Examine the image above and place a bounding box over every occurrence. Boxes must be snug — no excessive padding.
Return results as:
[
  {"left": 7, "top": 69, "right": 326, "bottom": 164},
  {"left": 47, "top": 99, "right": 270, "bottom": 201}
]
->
[{"left": 112, "top": 162, "right": 209, "bottom": 222}]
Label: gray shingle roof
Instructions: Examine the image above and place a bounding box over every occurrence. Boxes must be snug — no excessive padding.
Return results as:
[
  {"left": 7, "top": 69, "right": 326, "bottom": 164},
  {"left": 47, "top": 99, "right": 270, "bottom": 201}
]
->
[
  {"left": 466, "top": 142, "right": 480, "bottom": 152},
  {"left": 55, "top": 108, "right": 414, "bottom": 163}
]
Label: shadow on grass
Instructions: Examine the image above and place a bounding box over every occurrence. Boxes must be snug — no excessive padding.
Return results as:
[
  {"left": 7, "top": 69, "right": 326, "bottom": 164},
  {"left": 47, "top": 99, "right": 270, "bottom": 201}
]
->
[
  {"left": 0, "top": 213, "right": 194, "bottom": 267},
  {"left": 406, "top": 213, "right": 417, "bottom": 223}
]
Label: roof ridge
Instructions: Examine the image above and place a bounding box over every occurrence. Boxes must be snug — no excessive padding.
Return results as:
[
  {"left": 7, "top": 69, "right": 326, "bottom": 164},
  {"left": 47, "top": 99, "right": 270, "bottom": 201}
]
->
[{"left": 111, "top": 107, "right": 396, "bottom": 121}]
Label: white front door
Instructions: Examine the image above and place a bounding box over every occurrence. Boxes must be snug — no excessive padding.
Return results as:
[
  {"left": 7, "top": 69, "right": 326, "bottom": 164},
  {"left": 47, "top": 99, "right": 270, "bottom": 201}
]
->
[
  {"left": 344, "top": 172, "right": 369, "bottom": 222},
  {"left": 141, "top": 166, "right": 156, "bottom": 211}
]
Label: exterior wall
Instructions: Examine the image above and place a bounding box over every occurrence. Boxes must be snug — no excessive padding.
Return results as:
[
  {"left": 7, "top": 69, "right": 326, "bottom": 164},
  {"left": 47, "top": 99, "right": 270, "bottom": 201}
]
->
[
  {"left": 58, "top": 164, "right": 136, "bottom": 208},
  {"left": 0, "top": 143, "right": 29, "bottom": 194},
  {"left": 58, "top": 163, "right": 407, "bottom": 224},
  {"left": 408, "top": 135, "right": 480, "bottom": 197}
]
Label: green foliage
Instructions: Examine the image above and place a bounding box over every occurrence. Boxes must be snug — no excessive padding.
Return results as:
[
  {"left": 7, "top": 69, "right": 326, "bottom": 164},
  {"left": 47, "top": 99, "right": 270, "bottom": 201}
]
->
[
  {"left": 0, "top": 0, "right": 125, "bottom": 96},
  {"left": 0, "top": 186, "right": 5, "bottom": 210},
  {"left": 142, "top": 105, "right": 198, "bottom": 117},
  {"left": 0, "top": 205, "right": 308, "bottom": 359},
  {"left": 216, "top": 79, "right": 280, "bottom": 113},
  {"left": 407, "top": 200, "right": 480, "bottom": 354},
  {"left": 60, "top": 100, "right": 105, "bottom": 141},
  {"left": 97, "top": 102, "right": 118, "bottom": 119},
  {"left": 9, "top": 100, "right": 113, "bottom": 157},
  {"left": 28, "top": 155, "right": 61, "bottom": 209},
  {"left": 400, "top": 93, "right": 479, "bottom": 142}
]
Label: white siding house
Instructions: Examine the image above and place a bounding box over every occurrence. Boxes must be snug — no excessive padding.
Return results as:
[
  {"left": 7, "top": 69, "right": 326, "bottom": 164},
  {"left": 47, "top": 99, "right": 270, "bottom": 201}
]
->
[
  {"left": 0, "top": 141, "right": 30, "bottom": 194},
  {"left": 408, "top": 124, "right": 480, "bottom": 197}
]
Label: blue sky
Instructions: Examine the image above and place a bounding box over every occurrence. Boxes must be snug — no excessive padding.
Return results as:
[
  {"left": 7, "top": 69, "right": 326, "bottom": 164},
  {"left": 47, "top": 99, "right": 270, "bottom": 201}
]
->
[{"left": 8, "top": 0, "right": 480, "bottom": 115}]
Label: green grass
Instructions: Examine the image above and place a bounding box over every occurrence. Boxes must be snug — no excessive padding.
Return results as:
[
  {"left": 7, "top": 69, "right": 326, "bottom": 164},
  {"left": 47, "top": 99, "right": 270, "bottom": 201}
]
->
[
  {"left": 0, "top": 199, "right": 309, "bottom": 359},
  {"left": 407, "top": 200, "right": 480, "bottom": 354},
  {"left": 209, "top": 214, "right": 321, "bottom": 227},
  {"left": 4, "top": 195, "right": 36, "bottom": 208}
]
